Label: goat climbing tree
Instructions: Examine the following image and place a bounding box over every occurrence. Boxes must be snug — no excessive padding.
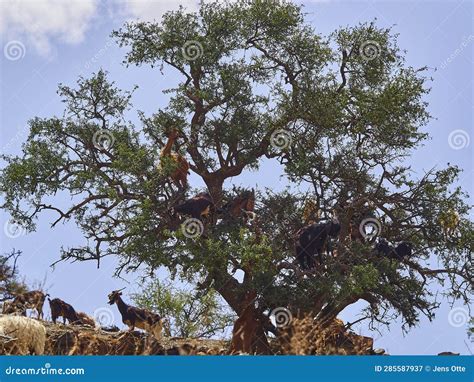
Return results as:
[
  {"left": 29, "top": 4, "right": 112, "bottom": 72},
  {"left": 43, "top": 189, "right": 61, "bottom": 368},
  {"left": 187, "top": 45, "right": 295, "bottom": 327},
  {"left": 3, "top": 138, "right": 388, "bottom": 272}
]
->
[{"left": 1, "top": 0, "right": 472, "bottom": 353}]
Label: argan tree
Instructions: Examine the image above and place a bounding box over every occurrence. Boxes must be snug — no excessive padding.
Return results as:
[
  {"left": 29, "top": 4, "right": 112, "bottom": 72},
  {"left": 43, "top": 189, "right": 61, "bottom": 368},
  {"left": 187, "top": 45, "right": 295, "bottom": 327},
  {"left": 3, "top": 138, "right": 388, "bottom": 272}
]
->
[
  {"left": 1, "top": 0, "right": 472, "bottom": 353},
  {"left": 0, "top": 250, "right": 27, "bottom": 302}
]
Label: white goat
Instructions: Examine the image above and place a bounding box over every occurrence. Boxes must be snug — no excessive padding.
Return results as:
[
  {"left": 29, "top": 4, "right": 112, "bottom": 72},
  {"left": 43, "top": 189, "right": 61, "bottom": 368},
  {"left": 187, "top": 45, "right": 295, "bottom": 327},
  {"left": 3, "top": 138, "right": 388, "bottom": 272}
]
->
[{"left": 0, "top": 315, "right": 46, "bottom": 355}]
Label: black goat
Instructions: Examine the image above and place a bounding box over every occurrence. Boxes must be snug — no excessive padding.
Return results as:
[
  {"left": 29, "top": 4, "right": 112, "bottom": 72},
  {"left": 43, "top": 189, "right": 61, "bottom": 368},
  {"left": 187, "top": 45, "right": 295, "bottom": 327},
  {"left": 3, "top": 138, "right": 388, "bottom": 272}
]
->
[
  {"left": 108, "top": 289, "right": 163, "bottom": 340},
  {"left": 295, "top": 221, "right": 341, "bottom": 269},
  {"left": 173, "top": 192, "right": 214, "bottom": 220},
  {"left": 374, "top": 239, "right": 413, "bottom": 261},
  {"left": 394, "top": 241, "right": 413, "bottom": 260}
]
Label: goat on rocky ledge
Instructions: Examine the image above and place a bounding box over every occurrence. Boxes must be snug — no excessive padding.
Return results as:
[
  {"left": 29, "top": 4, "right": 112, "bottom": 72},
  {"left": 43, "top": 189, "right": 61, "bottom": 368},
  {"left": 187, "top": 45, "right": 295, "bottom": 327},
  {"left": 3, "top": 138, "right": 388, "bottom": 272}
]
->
[
  {"left": 48, "top": 298, "right": 80, "bottom": 324},
  {"left": 107, "top": 289, "right": 163, "bottom": 340},
  {"left": 2, "top": 290, "right": 48, "bottom": 319}
]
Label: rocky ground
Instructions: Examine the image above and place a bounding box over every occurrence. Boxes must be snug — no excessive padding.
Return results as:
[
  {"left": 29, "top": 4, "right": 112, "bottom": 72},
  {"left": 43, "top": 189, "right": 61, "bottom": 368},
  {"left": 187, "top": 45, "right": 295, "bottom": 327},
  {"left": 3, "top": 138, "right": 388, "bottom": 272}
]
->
[
  {"left": 43, "top": 322, "right": 229, "bottom": 355},
  {"left": 1, "top": 318, "right": 388, "bottom": 355}
]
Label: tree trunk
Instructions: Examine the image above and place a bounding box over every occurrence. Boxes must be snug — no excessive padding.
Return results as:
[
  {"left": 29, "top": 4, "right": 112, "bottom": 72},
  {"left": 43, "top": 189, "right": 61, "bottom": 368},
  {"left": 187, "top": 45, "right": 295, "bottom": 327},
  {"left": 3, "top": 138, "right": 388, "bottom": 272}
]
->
[
  {"left": 202, "top": 174, "right": 272, "bottom": 354},
  {"left": 252, "top": 325, "right": 272, "bottom": 354},
  {"left": 203, "top": 175, "right": 224, "bottom": 207}
]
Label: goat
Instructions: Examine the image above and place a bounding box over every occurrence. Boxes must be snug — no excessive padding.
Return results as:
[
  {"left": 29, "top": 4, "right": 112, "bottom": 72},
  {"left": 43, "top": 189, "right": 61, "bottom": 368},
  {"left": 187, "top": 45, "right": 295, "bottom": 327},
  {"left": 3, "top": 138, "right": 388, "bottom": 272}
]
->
[
  {"left": 0, "top": 315, "right": 46, "bottom": 355},
  {"left": 48, "top": 298, "right": 80, "bottom": 324},
  {"left": 374, "top": 239, "right": 396, "bottom": 257},
  {"left": 374, "top": 239, "right": 413, "bottom": 261},
  {"left": 108, "top": 289, "right": 163, "bottom": 340},
  {"left": 393, "top": 241, "right": 413, "bottom": 260},
  {"left": 173, "top": 192, "right": 214, "bottom": 220},
  {"left": 2, "top": 290, "right": 48, "bottom": 319},
  {"left": 222, "top": 189, "right": 256, "bottom": 221},
  {"left": 159, "top": 129, "right": 190, "bottom": 189},
  {"left": 1, "top": 301, "right": 25, "bottom": 316},
  {"left": 295, "top": 221, "right": 341, "bottom": 269}
]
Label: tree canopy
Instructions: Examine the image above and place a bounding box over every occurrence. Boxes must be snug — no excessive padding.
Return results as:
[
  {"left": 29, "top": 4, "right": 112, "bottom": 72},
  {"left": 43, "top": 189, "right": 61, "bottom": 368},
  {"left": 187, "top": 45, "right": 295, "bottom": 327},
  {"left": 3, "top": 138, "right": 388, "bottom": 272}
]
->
[
  {"left": 0, "top": 250, "right": 28, "bottom": 303},
  {"left": 1, "top": 0, "right": 472, "bottom": 352}
]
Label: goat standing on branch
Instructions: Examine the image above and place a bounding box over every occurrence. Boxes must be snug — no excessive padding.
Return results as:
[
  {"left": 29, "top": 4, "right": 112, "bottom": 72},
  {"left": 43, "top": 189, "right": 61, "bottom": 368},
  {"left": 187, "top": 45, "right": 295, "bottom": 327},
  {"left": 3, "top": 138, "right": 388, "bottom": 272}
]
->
[
  {"left": 295, "top": 221, "right": 341, "bottom": 269},
  {"left": 108, "top": 289, "right": 163, "bottom": 340},
  {"left": 222, "top": 189, "right": 256, "bottom": 222},
  {"left": 159, "top": 129, "right": 190, "bottom": 189},
  {"left": 374, "top": 239, "right": 413, "bottom": 261},
  {"left": 173, "top": 192, "right": 214, "bottom": 220}
]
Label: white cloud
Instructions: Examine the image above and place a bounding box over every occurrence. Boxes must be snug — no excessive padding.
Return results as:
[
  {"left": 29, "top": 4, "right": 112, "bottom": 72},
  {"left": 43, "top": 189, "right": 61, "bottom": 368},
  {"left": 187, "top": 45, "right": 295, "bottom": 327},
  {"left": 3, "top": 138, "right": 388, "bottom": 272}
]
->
[
  {"left": 0, "top": 0, "right": 331, "bottom": 58},
  {"left": 0, "top": 0, "right": 98, "bottom": 56},
  {"left": 111, "top": 0, "right": 199, "bottom": 23}
]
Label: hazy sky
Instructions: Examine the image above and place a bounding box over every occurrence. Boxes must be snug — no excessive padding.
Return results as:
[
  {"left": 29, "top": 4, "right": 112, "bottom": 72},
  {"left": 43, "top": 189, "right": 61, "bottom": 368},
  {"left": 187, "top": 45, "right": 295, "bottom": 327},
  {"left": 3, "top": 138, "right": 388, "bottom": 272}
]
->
[{"left": 0, "top": 0, "right": 472, "bottom": 355}]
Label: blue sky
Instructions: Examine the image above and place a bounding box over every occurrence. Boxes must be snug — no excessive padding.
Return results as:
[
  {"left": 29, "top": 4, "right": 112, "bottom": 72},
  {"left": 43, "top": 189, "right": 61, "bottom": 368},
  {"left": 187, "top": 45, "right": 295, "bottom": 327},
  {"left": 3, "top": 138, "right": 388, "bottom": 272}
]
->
[{"left": 0, "top": 0, "right": 472, "bottom": 355}]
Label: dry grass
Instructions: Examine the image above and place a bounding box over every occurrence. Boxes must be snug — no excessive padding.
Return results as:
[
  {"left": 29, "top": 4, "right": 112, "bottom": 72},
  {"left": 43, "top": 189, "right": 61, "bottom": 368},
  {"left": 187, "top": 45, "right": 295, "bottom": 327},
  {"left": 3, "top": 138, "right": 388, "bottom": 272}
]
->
[
  {"left": 278, "top": 316, "right": 374, "bottom": 355},
  {"left": 40, "top": 321, "right": 228, "bottom": 355}
]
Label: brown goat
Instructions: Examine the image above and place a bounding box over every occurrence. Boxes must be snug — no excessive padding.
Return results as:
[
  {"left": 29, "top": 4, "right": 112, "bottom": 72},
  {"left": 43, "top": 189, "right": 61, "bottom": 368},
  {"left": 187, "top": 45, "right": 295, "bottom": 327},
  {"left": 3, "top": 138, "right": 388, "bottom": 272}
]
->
[
  {"left": 2, "top": 290, "right": 48, "bottom": 319},
  {"left": 223, "top": 189, "right": 256, "bottom": 221},
  {"left": 48, "top": 298, "right": 80, "bottom": 324},
  {"left": 108, "top": 289, "right": 163, "bottom": 340},
  {"left": 159, "top": 129, "right": 190, "bottom": 189}
]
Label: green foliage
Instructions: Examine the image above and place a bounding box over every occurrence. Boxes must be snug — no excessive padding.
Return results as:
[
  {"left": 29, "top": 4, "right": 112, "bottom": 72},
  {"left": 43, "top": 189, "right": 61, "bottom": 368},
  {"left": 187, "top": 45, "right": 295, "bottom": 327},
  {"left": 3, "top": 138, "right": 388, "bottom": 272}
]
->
[
  {"left": 131, "top": 279, "right": 234, "bottom": 338},
  {"left": 0, "top": 0, "right": 472, "bottom": 335},
  {"left": 0, "top": 250, "right": 28, "bottom": 303}
]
